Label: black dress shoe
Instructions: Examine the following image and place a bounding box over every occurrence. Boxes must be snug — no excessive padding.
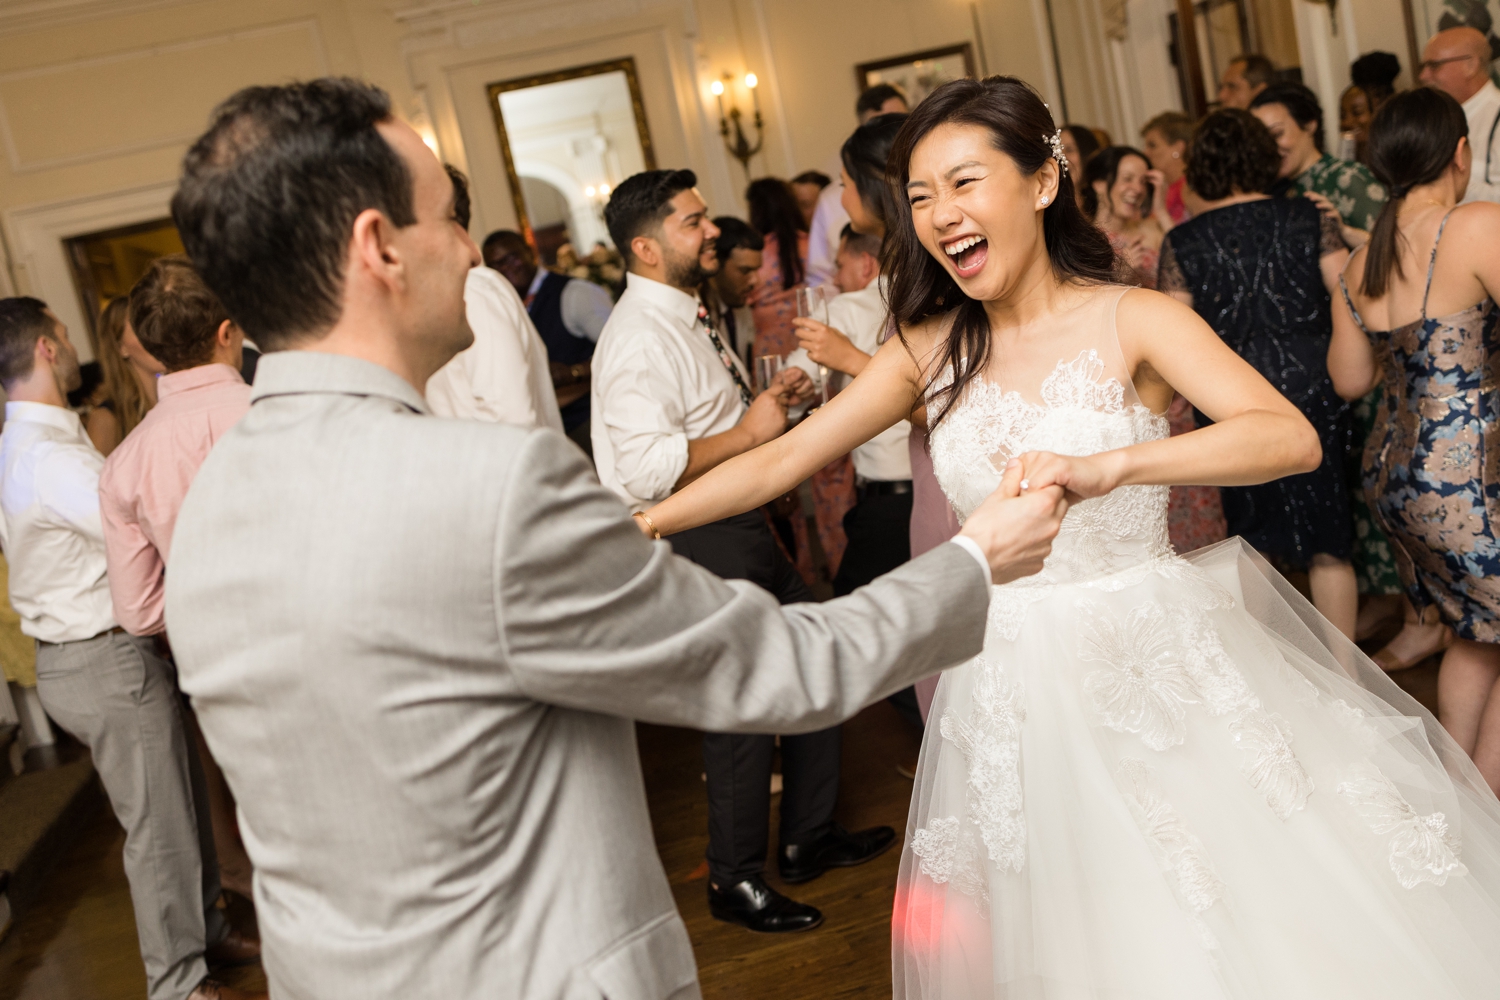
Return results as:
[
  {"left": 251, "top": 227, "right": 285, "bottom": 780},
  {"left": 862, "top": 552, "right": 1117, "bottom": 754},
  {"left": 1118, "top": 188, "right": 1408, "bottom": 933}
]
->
[
  {"left": 708, "top": 875, "right": 823, "bottom": 933},
  {"left": 778, "top": 823, "right": 897, "bottom": 884}
]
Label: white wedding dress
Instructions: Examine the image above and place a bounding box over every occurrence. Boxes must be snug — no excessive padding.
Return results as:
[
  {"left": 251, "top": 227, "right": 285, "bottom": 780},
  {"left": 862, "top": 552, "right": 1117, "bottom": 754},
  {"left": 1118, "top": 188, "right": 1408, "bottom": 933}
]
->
[{"left": 893, "top": 286, "right": 1500, "bottom": 999}]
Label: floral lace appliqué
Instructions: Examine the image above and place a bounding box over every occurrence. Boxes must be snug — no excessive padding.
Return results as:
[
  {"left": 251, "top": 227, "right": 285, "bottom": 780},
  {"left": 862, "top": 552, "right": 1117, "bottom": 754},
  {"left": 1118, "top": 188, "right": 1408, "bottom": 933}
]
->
[
  {"left": 1338, "top": 763, "right": 1468, "bottom": 889},
  {"left": 1230, "top": 709, "right": 1314, "bottom": 819},
  {"left": 1078, "top": 600, "right": 1255, "bottom": 751},
  {"left": 1117, "top": 758, "right": 1226, "bottom": 916},
  {"left": 939, "top": 657, "right": 1027, "bottom": 874},
  {"left": 910, "top": 816, "right": 991, "bottom": 906}
]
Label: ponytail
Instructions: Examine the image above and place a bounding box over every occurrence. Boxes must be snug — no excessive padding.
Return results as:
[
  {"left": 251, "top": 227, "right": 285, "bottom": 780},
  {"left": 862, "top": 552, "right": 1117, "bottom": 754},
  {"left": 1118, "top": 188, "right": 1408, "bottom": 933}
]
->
[{"left": 1361, "top": 88, "right": 1468, "bottom": 298}]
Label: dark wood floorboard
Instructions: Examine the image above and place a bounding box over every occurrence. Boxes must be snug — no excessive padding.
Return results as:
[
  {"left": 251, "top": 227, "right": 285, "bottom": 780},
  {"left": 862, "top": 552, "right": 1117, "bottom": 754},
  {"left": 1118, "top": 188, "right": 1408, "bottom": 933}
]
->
[{"left": 0, "top": 648, "right": 1439, "bottom": 1000}]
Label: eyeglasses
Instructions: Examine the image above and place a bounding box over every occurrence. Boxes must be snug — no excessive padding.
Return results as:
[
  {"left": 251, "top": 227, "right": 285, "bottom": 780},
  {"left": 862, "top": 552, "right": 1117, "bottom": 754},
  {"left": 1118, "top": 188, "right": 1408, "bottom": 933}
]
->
[{"left": 1418, "top": 55, "right": 1476, "bottom": 73}]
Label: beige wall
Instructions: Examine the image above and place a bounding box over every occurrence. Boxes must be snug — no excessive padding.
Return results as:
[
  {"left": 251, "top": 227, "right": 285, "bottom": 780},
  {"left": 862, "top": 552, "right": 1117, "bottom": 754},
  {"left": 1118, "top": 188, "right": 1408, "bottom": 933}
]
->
[{"left": 1, "top": 0, "right": 1402, "bottom": 348}]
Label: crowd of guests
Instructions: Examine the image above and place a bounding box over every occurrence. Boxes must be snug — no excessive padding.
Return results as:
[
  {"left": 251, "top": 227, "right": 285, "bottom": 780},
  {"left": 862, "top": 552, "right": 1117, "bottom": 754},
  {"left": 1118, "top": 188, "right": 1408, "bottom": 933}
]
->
[{"left": 0, "top": 25, "right": 1497, "bottom": 999}]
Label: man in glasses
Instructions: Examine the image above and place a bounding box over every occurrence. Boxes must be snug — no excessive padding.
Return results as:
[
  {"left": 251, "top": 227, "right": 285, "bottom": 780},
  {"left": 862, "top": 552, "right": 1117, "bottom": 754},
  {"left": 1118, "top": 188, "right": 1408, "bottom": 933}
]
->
[{"left": 1420, "top": 26, "right": 1500, "bottom": 204}]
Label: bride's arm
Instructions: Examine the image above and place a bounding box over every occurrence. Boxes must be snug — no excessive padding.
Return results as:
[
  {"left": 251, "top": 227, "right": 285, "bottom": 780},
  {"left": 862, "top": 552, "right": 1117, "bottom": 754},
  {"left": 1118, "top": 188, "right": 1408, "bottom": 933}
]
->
[
  {"left": 1021, "top": 289, "right": 1322, "bottom": 500},
  {"left": 645, "top": 328, "right": 931, "bottom": 536}
]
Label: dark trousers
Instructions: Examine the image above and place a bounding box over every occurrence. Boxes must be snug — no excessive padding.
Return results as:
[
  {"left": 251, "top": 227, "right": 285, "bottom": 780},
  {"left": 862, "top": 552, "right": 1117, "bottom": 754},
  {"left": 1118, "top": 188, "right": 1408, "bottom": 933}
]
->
[
  {"left": 833, "top": 490, "right": 923, "bottom": 731},
  {"left": 669, "top": 509, "right": 842, "bottom": 886}
]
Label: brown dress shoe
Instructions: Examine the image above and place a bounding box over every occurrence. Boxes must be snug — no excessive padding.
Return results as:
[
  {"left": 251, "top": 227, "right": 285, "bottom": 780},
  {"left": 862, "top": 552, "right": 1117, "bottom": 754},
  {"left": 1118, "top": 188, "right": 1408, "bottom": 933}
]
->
[
  {"left": 205, "top": 927, "right": 261, "bottom": 968},
  {"left": 186, "top": 978, "right": 268, "bottom": 1000}
]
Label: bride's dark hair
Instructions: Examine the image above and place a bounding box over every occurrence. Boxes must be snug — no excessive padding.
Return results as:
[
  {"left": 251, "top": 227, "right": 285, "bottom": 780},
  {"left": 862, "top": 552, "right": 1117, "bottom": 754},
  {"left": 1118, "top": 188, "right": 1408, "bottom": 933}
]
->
[{"left": 886, "top": 76, "right": 1116, "bottom": 428}]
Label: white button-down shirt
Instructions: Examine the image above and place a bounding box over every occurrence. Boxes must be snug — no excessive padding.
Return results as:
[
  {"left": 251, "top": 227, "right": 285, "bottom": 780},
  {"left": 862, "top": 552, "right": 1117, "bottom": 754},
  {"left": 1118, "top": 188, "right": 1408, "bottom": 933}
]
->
[
  {"left": 785, "top": 276, "right": 912, "bottom": 483},
  {"left": 0, "top": 401, "right": 115, "bottom": 643},
  {"left": 1462, "top": 80, "right": 1500, "bottom": 206},
  {"left": 592, "top": 273, "right": 750, "bottom": 510},
  {"left": 427, "top": 267, "right": 564, "bottom": 431}
]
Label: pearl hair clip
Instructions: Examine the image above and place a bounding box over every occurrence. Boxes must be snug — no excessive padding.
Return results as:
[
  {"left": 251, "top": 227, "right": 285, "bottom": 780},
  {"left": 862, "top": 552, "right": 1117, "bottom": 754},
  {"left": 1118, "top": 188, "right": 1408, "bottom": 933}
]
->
[{"left": 1045, "top": 129, "right": 1069, "bottom": 175}]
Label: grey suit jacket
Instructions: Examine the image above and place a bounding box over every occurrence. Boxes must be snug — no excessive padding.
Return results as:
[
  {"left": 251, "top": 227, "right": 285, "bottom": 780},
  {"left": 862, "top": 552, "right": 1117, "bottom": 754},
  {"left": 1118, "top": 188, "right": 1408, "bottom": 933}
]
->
[{"left": 166, "top": 352, "right": 990, "bottom": 1000}]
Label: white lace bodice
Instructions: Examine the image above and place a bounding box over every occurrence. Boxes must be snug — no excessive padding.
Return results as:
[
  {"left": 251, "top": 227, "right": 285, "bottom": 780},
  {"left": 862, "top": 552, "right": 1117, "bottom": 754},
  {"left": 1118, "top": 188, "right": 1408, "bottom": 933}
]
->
[{"left": 929, "top": 348, "right": 1173, "bottom": 591}]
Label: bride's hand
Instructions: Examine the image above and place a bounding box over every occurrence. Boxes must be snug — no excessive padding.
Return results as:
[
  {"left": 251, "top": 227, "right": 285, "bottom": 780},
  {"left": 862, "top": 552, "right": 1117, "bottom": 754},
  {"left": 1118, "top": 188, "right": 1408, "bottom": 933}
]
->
[{"left": 1016, "top": 450, "right": 1123, "bottom": 504}]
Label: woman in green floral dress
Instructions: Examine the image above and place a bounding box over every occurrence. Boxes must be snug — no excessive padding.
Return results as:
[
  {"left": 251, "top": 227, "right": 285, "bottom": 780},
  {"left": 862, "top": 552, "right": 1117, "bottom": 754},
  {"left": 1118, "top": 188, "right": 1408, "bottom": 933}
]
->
[{"left": 1249, "top": 82, "right": 1449, "bottom": 668}]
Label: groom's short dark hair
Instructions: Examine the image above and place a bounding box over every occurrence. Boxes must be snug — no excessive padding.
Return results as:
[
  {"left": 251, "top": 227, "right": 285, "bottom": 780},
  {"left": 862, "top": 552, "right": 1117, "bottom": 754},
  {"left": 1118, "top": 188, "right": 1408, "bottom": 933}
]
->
[
  {"left": 604, "top": 169, "right": 697, "bottom": 267},
  {"left": 172, "top": 77, "right": 415, "bottom": 351}
]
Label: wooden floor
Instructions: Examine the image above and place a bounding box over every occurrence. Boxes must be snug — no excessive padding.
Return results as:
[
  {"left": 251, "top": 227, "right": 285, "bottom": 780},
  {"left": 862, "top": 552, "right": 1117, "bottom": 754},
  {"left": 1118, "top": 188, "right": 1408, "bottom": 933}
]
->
[
  {"left": 0, "top": 700, "right": 923, "bottom": 1000},
  {"left": 0, "top": 645, "right": 1441, "bottom": 1000}
]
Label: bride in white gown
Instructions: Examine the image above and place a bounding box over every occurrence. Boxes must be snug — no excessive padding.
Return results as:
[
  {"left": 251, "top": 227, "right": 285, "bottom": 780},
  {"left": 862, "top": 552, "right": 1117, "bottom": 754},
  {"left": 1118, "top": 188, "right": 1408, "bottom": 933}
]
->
[{"left": 643, "top": 75, "right": 1500, "bottom": 998}]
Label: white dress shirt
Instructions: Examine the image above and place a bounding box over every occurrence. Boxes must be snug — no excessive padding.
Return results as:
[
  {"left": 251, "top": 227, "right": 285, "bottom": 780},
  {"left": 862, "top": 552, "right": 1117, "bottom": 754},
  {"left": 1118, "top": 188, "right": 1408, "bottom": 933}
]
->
[
  {"left": 592, "top": 273, "right": 750, "bottom": 510},
  {"left": 1461, "top": 80, "right": 1500, "bottom": 206},
  {"left": 0, "top": 401, "right": 115, "bottom": 643},
  {"left": 525, "top": 268, "right": 615, "bottom": 342},
  {"left": 805, "top": 182, "right": 850, "bottom": 288},
  {"left": 427, "top": 267, "right": 564, "bottom": 431},
  {"left": 784, "top": 276, "right": 912, "bottom": 483}
]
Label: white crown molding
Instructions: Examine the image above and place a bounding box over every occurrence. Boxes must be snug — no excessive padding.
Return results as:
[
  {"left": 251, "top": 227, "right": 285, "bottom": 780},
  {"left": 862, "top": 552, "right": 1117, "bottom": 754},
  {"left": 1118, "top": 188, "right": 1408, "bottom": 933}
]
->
[
  {"left": 394, "top": 0, "right": 691, "bottom": 52},
  {"left": 0, "top": 0, "right": 201, "bottom": 34}
]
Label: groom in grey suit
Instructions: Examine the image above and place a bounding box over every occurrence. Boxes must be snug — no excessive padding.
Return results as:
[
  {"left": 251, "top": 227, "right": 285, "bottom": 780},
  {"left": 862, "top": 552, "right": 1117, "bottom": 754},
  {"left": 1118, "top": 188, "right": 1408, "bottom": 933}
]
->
[{"left": 164, "top": 79, "right": 1067, "bottom": 1000}]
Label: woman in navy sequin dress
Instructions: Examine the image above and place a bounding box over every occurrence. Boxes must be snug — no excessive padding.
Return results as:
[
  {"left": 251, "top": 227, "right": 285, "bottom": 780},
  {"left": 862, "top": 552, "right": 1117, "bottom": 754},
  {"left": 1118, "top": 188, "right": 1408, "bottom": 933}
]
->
[{"left": 1159, "top": 109, "right": 1357, "bottom": 637}]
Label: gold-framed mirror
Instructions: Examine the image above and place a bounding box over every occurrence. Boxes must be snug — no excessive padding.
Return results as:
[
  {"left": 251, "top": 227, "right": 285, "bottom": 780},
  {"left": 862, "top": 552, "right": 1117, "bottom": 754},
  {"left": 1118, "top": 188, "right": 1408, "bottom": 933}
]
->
[{"left": 487, "top": 58, "right": 656, "bottom": 265}]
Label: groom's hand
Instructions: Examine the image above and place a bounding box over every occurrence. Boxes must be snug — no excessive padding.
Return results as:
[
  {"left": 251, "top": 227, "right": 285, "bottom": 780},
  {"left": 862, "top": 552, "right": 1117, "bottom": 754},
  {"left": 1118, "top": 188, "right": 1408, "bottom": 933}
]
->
[{"left": 958, "top": 459, "right": 1068, "bottom": 585}]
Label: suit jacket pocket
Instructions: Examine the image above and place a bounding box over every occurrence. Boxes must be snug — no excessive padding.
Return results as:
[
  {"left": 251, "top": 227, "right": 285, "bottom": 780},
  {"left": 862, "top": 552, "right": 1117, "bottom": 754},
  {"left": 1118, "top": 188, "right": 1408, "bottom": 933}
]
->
[{"left": 583, "top": 910, "right": 700, "bottom": 1000}]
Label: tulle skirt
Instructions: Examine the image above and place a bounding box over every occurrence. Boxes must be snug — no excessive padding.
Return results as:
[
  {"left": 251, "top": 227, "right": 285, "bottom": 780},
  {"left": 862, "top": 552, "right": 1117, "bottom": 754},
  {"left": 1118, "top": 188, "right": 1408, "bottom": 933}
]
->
[{"left": 893, "top": 539, "right": 1500, "bottom": 999}]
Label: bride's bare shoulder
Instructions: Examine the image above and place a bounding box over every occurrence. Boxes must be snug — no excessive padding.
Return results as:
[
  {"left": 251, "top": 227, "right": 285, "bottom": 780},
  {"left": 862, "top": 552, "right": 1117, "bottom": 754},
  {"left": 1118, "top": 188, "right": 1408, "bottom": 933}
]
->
[{"left": 895, "top": 309, "right": 957, "bottom": 381}]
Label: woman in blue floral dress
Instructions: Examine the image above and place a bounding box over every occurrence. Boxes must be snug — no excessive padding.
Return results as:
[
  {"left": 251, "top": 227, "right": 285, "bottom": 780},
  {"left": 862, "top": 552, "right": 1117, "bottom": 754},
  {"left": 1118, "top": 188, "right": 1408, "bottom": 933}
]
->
[{"left": 1329, "top": 88, "right": 1500, "bottom": 790}]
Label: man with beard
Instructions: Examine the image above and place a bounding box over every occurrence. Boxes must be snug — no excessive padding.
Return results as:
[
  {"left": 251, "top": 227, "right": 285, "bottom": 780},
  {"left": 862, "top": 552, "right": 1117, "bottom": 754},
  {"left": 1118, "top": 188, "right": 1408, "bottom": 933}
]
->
[
  {"left": 593, "top": 171, "right": 898, "bottom": 933},
  {"left": 0, "top": 298, "right": 259, "bottom": 1000}
]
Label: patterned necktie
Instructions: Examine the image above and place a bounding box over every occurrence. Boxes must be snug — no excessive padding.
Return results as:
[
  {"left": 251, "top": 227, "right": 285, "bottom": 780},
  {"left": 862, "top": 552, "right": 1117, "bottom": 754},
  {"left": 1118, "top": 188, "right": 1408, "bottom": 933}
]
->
[{"left": 697, "top": 303, "right": 755, "bottom": 408}]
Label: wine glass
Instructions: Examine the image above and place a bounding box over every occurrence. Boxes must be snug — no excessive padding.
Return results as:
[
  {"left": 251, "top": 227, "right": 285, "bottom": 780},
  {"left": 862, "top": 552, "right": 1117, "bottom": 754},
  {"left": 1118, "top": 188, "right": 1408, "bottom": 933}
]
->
[
  {"left": 755, "top": 353, "right": 785, "bottom": 393},
  {"left": 794, "top": 286, "right": 831, "bottom": 405}
]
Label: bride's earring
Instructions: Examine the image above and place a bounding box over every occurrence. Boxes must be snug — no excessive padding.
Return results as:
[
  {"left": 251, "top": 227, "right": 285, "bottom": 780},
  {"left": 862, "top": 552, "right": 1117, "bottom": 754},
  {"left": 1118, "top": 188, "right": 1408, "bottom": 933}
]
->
[{"left": 1040, "top": 196, "right": 1049, "bottom": 207}]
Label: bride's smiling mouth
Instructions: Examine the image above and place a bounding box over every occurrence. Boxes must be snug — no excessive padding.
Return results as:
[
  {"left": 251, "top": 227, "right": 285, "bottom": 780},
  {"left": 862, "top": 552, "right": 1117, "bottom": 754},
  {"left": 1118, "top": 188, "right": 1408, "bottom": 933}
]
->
[{"left": 942, "top": 233, "right": 989, "bottom": 278}]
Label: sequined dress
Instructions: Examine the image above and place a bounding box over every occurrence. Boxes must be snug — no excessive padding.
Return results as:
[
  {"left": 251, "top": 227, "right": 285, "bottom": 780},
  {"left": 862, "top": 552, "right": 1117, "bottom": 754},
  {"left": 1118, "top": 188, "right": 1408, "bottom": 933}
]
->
[
  {"left": 1340, "top": 213, "right": 1500, "bottom": 641},
  {"left": 1159, "top": 197, "right": 1353, "bottom": 570},
  {"left": 892, "top": 284, "right": 1500, "bottom": 999}
]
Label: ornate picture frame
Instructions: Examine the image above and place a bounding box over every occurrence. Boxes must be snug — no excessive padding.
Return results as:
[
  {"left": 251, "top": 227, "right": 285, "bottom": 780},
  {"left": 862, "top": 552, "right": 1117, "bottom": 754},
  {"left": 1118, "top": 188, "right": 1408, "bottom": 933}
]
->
[
  {"left": 855, "top": 44, "right": 977, "bottom": 108},
  {"left": 486, "top": 57, "right": 656, "bottom": 241}
]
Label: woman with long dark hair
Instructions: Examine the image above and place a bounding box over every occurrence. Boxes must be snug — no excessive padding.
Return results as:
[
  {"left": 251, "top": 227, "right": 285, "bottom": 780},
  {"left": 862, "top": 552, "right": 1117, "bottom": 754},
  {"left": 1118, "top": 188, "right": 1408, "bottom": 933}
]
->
[
  {"left": 642, "top": 75, "right": 1500, "bottom": 996},
  {"left": 744, "top": 176, "right": 856, "bottom": 581},
  {"left": 1159, "top": 109, "right": 1359, "bottom": 639},
  {"left": 1082, "top": 145, "right": 1169, "bottom": 288},
  {"left": 1329, "top": 87, "right": 1500, "bottom": 788}
]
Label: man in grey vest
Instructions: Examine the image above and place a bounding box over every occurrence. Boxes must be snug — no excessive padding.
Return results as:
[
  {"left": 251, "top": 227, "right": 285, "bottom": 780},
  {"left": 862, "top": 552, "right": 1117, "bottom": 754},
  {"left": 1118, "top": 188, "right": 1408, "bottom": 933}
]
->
[{"left": 165, "top": 78, "right": 1067, "bottom": 1000}]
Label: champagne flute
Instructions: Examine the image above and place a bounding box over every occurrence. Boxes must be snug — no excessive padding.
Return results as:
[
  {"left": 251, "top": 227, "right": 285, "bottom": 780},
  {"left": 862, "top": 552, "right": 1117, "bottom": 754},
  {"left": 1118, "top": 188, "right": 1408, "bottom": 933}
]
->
[
  {"left": 755, "top": 353, "right": 785, "bottom": 394},
  {"left": 794, "top": 286, "right": 831, "bottom": 406}
]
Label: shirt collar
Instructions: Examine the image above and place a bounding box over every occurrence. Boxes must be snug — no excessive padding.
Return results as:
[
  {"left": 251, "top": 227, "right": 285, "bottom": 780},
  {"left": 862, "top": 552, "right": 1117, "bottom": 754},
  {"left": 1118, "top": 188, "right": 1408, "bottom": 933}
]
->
[
  {"left": 249, "top": 351, "right": 431, "bottom": 415},
  {"left": 3, "top": 400, "right": 85, "bottom": 437},
  {"left": 156, "top": 363, "right": 245, "bottom": 401},
  {"left": 621, "top": 272, "right": 702, "bottom": 330},
  {"left": 1465, "top": 79, "right": 1500, "bottom": 111},
  {"left": 526, "top": 268, "right": 548, "bottom": 299}
]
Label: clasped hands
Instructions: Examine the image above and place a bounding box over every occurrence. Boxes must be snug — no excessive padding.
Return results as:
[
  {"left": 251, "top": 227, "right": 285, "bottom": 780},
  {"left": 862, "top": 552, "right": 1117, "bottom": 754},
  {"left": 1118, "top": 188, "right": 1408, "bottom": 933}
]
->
[{"left": 958, "top": 450, "right": 1119, "bottom": 585}]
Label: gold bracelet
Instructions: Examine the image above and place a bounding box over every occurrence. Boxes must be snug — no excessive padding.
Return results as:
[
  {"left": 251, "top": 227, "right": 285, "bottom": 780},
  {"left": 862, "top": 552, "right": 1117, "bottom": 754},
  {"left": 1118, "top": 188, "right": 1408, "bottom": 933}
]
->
[{"left": 633, "top": 510, "right": 662, "bottom": 539}]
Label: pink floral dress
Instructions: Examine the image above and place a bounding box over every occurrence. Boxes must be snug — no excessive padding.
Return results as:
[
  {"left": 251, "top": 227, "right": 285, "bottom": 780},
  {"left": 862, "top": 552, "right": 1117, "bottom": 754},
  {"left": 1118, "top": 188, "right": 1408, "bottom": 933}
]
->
[{"left": 748, "top": 232, "right": 856, "bottom": 581}]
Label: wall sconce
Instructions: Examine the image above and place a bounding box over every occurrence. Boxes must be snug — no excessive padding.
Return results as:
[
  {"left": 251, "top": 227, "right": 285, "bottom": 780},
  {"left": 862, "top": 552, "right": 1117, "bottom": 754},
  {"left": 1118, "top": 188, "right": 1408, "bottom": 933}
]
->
[{"left": 710, "top": 73, "right": 764, "bottom": 176}]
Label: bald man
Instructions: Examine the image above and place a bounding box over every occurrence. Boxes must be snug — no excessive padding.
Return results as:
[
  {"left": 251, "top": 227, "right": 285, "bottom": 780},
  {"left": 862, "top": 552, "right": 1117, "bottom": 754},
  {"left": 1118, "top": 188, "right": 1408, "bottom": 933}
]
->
[{"left": 1421, "top": 26, "right": 1500, "bottom": 204}]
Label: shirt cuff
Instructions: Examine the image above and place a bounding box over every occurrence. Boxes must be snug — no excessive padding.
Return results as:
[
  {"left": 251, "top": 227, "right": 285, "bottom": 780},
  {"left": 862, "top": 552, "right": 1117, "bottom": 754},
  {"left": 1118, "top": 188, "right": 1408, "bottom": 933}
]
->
[{"left": 947, "top": 535, "right": 991, "bottom": 584}]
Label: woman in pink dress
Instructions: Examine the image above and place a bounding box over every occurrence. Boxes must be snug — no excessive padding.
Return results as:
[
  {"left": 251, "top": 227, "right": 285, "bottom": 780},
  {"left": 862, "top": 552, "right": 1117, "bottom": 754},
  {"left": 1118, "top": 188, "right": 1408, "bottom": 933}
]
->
[
  {"left": 747, "top": 178, "right": 856, "bottom": 583},
  {"left": 1087, "top": 145, "right": 1227, "bottom": 553}
]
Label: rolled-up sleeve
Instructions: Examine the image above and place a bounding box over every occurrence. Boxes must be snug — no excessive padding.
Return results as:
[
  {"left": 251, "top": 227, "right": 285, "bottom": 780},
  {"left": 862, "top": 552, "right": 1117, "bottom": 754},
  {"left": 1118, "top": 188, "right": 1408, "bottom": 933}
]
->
[{"left": 598, "top": 348, "right": 691, "bottom": 503}]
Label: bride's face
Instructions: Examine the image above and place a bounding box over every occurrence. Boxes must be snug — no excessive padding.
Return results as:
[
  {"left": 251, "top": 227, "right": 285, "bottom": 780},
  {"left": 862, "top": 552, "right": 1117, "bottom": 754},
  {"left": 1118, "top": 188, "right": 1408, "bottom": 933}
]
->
[{"left": 906, "top": 122, "right": 1057, "bottom": 302}]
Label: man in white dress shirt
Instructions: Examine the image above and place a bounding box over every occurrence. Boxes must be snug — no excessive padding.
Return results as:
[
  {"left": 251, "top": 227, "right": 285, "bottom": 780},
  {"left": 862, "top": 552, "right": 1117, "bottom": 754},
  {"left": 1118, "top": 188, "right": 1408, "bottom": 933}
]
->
[
  {"left": 805, "top": 84, "right": 909, "bottom": 287},
  {"left": 0, "top": 298, "right": 259, "bottom": 1000},
  {"left": 593, "top": 169, "right": 900, "bottom": 933},
  {"left": 1421, "top": 26, "right": 1500, "bottom": 205},
  {"left": 483, "top": 229, "right": 615, "bottom": 451},
  {"left": 425, "top": 167, "right": 563, "bottom": 431}
]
